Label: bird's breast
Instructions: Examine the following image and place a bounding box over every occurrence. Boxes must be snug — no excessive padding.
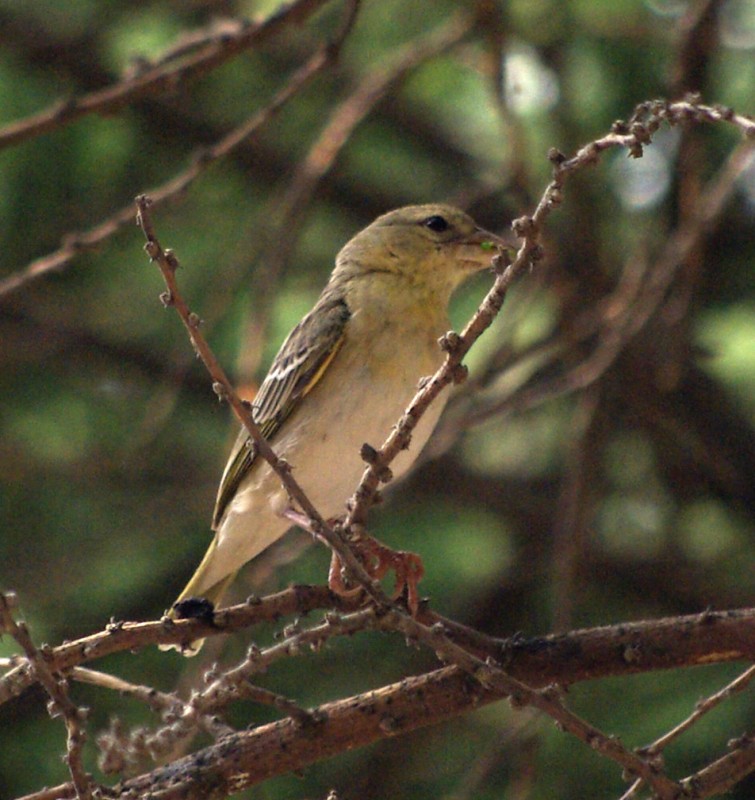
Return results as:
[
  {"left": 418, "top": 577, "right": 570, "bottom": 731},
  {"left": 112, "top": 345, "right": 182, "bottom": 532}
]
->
[{"left": 269, "top": 309, "right": 448, "bottom": 518}]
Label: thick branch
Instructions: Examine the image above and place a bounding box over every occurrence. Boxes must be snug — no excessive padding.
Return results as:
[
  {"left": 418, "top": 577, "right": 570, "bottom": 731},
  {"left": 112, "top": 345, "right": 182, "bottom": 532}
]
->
[
  {"left": 2, "top": 593, "right": 752, "bottom": 705},
  {"left": 91, "top": 606, "right": 755, "bottom": 798}
]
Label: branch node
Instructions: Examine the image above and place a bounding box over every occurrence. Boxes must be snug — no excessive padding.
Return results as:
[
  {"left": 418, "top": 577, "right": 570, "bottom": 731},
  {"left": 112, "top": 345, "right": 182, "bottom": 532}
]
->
[
  {"left": 106, "top": 619, "right": 125, "bottom": 634},
  {"left": 511, "top": 215, "right": 536, "bottom": 238},
  {"left": 622, "top": 642, "right": 642, "bottom": 663},
  {"left": 144, "top": 240, "right": 160, "bottom": 261},
  {"left": 547, "top": 187, "right": 564, "bottom": 208},
  {"left": 529, "top": 244, "right": 545, "bottom": 264},
  {"left": 379, "top": 715, "right": 399, "bottom": 733},
  {"left": 492, "top": 246, "right": 514, "bottom": 275},
  {"left": 360, "top": 442, "right": 380, "bottom": 464},
  {"left": 439, "top": 330, "right": 463, "bottom": 354},
  {"left": 628, "top": 141, "right": 644, "bottom": 159},
  {"left": 713, "top": 103, "right": 734, "bottom": 121},
  {"left": 547, "top": 147, "right": 566, "bottom": 164},
  {"left": 450, "top": 364, "right": 468, "bottom": 385},
  {"left": 360, "top": 443, "right": 393, "bottom": 482},
  {"left": 164, "top": 249, "right": 179, "bottom": 271},
  {"left": 281, "top": 620, "right": 302, "bottom": 638},
  {"left": 630, "top": 122, "right": 653, "bottom": 145}
]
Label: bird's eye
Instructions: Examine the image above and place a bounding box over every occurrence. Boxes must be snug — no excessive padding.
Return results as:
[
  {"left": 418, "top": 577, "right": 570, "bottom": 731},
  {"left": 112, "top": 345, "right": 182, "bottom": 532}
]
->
[{"left": 423, "top": 215, "right": 450, "bottom": 233}]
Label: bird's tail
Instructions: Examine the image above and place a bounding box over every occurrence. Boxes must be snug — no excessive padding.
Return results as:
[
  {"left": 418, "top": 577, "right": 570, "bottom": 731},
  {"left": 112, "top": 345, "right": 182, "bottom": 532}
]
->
[{"left": 159, "top": 537, "right": 238, "bottom": 656}]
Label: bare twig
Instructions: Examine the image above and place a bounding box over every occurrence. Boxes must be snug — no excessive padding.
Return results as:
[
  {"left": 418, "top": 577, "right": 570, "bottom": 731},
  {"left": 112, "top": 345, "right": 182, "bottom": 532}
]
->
[
  {"left": 0, "top": 593, "right": 96, "bottom": 800},
  {"left": 0, "top": 585, "right": 352, "bottom": 704},
  {"left": 620, "top": 665, "right": 755, "bottom": 797},
  {"left": 183, "top": 608, "right": 376, "bottom": 723},
  {"left": 378, "top": 610, "right": 684, "bottom": 799},
  {"left": 680, "top": 734, "right": 755, "bottom": 798},
  {"left": 4, "top": 587, "right": 753, "bottom": 709},
  {"left": 462, "top": 104, "right": 755, "bottom": 429},
  {"left": 646, "top": 664, "right": 755, "bottom": 757},
  {"left": 6, "top": 599, "right": 754, "bottom": 799}
]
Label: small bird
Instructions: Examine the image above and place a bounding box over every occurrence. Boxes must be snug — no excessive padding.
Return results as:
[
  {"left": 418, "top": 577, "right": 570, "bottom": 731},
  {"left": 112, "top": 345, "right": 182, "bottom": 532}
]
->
[{"left": 164, "top": 204, "right": 506, "bottom": 653}]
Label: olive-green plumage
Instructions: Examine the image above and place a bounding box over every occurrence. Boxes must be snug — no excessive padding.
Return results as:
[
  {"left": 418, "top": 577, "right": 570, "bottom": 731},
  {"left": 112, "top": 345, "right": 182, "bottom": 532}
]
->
[{"left": 164, "top": 204, "right": 505, "bottom": 654}]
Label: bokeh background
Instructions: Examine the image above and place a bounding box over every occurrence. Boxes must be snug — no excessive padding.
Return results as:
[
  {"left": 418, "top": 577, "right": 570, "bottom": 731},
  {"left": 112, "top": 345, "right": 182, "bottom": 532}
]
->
[{"left": 0, "top": 0, "right": 753, "bottom": 797}]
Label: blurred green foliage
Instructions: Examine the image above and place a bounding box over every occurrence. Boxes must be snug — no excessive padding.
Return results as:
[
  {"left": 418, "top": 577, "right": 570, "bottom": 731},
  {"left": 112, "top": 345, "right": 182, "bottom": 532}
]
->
[{"left": 0, "top": 0, "right": 753, "bottom": 798}]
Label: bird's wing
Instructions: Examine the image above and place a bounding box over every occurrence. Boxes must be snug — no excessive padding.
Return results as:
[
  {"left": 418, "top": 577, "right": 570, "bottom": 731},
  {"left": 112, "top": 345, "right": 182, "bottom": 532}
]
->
[{"left": 212, "top": 292, "right": 351, "bottom": 528}]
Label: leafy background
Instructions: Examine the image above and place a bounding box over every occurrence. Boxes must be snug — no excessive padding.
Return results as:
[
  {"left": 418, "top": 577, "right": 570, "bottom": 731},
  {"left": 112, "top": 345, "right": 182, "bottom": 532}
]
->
[{"left": 0, "top": 0, "right": 753, "bottom": 797}]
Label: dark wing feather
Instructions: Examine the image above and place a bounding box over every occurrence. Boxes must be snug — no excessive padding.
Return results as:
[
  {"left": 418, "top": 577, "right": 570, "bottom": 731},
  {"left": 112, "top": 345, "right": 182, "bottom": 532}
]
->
[{"left": 212, "top": 292, "right": 350, "bottom": 528}]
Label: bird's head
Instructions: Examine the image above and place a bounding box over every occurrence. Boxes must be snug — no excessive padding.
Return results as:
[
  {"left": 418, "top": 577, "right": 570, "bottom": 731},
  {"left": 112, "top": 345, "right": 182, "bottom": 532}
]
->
[{"left": 335, "top": 204, "right": 510, "bottom": 302}]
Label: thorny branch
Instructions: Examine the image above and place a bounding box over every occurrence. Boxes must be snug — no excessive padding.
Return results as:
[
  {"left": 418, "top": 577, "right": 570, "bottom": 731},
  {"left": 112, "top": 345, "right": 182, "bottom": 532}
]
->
[
  {"left": 619, "top": 664, "right": 755, "bottom": 799},
  {"left": 2, "top": 593, "right": 753, "bottom": 707}
]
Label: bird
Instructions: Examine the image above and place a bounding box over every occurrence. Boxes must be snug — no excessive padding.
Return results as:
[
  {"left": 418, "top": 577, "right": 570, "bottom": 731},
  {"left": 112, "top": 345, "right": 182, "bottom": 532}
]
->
[{"left": 163, "top": 204, "right": 506, "bottom": 653}]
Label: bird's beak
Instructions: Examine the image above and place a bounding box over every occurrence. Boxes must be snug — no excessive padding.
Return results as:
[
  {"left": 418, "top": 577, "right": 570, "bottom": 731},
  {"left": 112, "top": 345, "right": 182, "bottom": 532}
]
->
[{"left": 454, "top": 227, "right": 515, "bottom": 271}]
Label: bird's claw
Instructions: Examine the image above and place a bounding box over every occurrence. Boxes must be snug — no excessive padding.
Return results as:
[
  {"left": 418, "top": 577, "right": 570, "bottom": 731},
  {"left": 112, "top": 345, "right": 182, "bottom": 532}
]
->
[{"left": 328, "top": 537, "right": 425, "bottom": 615}]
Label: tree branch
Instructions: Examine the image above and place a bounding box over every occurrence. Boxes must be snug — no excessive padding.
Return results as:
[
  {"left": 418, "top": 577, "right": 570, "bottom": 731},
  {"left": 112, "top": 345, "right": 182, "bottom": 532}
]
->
[{"left": 0, "top": 0, "right": 332, "bottom": 151}]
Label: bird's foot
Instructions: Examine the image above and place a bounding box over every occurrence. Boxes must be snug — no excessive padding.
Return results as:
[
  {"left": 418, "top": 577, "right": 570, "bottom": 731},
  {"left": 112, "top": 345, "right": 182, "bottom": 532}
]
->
[
  {"left": 281, "top": 507, "right": 425, "bottom": 614},
  {"left": 328, "top": 537, "right": 425, "bottom": 615}
]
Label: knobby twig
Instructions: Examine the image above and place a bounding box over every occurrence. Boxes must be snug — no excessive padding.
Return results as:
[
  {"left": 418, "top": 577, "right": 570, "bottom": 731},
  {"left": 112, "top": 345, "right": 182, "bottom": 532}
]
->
[
  {"left": 0, "top": 594, "right": 96, "bottom": 800},
  {"left": 76, "top": 607, "right": 755, "bottom": 798},
  {"left": 378, "top": 611, "right": 684, "bottom": 799},
  {"left": 465, "top": 134, "right": 755, "bottom": 430},
  {"left": 680, "top": 735, "right": 755, "bottom": 798},
  {"left": 2, "top": 592, "right": 753, "bottom": 708},
  {"left": 646, "top": 664, "right": 755, "bottom": 756},
  {"left": 620, "top": 664, "right": 755, "bottom": 798},
  {"left": 0, "top": 586, "right": 355, "bottom": 704},
  {"left": 343, "top": 97, "right": 755, "bottom": 528}
]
